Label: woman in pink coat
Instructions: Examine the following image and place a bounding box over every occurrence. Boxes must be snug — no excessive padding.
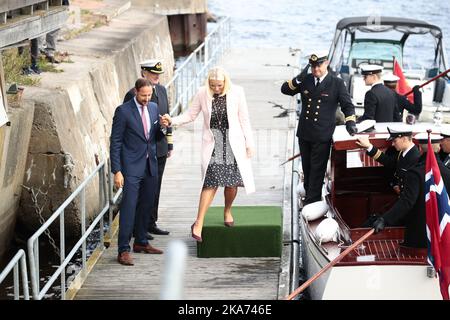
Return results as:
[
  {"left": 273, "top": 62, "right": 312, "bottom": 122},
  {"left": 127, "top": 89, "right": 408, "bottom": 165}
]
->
[{"left": 163, "top": 67, "right": 255, "bottom": 242}]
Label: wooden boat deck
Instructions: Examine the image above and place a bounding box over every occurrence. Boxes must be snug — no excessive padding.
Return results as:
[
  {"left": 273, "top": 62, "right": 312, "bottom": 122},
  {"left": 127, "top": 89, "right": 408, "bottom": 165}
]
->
[{"left": 73, "top": 47, "right": 297, "bottom": 300}]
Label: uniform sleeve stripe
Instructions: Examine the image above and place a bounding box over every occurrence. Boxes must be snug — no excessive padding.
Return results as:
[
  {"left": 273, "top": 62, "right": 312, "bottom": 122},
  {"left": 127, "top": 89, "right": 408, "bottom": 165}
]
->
[
  {"left": 373, "top": 150, "right": 382, "bottom": 160},
  {"left": 345, "top": 115, "right": 356, "bottom": 122},
  {"left": 288, "top": 80, "right": 297, "bottom": 91}
]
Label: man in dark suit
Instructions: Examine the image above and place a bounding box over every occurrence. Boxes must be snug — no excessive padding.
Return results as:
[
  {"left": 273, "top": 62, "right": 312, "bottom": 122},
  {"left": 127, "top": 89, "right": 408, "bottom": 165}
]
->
[
  {"left": 124, "top": 60, "right": 172, "bottom": 238},
  {"left": 371, "top": 133, "right": 450, "bottom": 248},
  {"left": 357, "top": 65, "right": 397, "bottom": 123},
  {"left": 281, "top": 51, "right": 357, "bottom": 204},
  {"left": 111, "top": 78, "right": 164, "bottom": 266},
  {"left": 383, "top": 73, "right": 422, "bottom": 122},
  {"left": 356, "top": 125, "right": 420, "bottom": 194}
]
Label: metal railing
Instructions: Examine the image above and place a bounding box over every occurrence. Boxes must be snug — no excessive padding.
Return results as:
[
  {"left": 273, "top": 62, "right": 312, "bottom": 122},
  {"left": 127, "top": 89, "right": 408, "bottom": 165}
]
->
[
  {"left": 165, "top": 16, "right": 231, "bottom": 116},
  {"left": 0, "top": 249, "right": 29, "bottom": 300},
  {"left": 26, "top": 161, "right": 121, "bottom": 300}
]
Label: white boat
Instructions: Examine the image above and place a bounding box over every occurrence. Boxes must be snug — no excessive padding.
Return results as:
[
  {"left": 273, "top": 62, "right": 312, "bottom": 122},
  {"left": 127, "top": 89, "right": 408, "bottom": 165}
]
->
[
  {"left": 326, "top": 16, "right": 450, "bottom": 123},
  {"left": 297, "top": 122, "right": 445, "bottom": 299}
]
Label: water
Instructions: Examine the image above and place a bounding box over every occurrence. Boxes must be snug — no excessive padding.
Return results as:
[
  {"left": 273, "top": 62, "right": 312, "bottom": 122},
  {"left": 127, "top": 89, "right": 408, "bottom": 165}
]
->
[{"left": 208, "top": 0, "right": 450, "bottom": 66}]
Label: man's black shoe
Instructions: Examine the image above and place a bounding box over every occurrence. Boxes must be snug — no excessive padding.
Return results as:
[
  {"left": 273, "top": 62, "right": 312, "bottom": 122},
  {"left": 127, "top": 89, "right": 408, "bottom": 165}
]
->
[
  {"left": 148, "top": 226, "right": 170, "bottom": 235},
  {"left": 146, "top": 232, "right": 154, "bottom": 240}
]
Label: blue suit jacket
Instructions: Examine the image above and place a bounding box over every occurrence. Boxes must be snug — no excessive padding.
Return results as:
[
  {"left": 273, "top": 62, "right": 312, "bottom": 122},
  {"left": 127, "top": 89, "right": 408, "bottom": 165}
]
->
[{"left": 110, "top": 99, "right": 159, "bottom": 177}]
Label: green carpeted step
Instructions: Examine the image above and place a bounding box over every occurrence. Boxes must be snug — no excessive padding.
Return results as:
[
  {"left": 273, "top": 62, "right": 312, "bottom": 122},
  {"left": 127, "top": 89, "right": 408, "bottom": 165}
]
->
[{"left": 197, "top": 206, "right": 282, "bottom": 258}]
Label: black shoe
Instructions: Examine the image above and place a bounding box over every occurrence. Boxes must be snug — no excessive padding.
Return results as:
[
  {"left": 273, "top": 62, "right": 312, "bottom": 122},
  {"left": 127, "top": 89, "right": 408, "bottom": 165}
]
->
[
  {"left": 30, "top": 64, "right": 41, "bottom": 74},
  {"left": 146, "top": 232, "right": 154, "bottom": 240},
  {"left": 148, "top": 226, "right": 170, "bottom": 235}
]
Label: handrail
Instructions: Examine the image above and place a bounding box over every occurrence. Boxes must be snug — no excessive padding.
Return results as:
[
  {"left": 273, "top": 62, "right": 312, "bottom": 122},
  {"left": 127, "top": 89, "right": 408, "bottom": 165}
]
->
[
  {"left": 26, "top": 160, "right": 122, "bottom": 300},
  {"left": 165, "top": 16, "right": 231, "bottom": 116},
  {"left": 0, "top": 249, "right": 29, "bottom": 300},
  {"left": 1, "top": 15, "right": 233, "bottom": 300}
]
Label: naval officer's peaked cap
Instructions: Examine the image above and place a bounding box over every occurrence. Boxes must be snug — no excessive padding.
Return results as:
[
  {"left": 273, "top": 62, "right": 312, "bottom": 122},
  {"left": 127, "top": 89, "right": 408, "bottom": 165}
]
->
[
  {"left": 414, "top": 132, "right": 443, "bottom": 144},
  {"left": 439, "top": 126, "right": 450, "bottom": 138},
  {"left": 140, "top": 59, "right": 164, "bottom": 74},
  {"left": 386, "top": 125, "right": 413, "bottom": 141},
  {"left": 383, "top": 73, "right": 400, "bottom": 83},
  {"left": 308, "top": 51, "right": 328, "bottom": 65},
  {"left": 360, "top": 64, "right": 383, "bottom": 75}
]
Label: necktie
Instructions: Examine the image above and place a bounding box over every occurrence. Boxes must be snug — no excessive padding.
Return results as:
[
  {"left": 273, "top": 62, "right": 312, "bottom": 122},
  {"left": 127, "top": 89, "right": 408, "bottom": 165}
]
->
[
  {"left": 315, "top": 78, "right": 320, "bottom": 88},
  {"left": 141, "top": 105, "right": 149, "bottom": 140}
]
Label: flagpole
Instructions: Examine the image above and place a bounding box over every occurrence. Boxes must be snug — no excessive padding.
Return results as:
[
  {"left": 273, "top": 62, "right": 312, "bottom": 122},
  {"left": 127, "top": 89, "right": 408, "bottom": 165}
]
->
[{"left": 404, "top": 68, "right": 450, "bottom": 96}]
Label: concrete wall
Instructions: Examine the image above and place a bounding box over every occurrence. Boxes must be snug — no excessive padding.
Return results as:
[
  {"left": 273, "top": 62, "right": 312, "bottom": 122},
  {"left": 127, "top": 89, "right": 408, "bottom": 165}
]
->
[
  {"left": 0, "top": 100, "right": 35, "bottom": 260},
  {"left": 19, "top": 8, "right": 175, "bottom": 236},
  {"left": 131, "top": 0, "right": 207, "bottom": 15}
]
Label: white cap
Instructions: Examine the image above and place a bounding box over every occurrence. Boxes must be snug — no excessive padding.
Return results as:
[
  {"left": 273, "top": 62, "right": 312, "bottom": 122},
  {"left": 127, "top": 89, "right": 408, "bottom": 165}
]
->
[
  {"left": 439, "top": 126, "right": 450, "bottom": 138},
  {"left": 139, "top": 59, "right": 164, "bottom": 73},
  {"left": 414, "top": 132, "right": 443, "bottom": 143},
  {"left": 360, "top": 64, "right": 383, "bottom": 75},
  {"left": 383, "top": 73, "right": 400, "bottom": 82},
  {"left": 356, "top": 119, "right": 376, "bottom": 133}
]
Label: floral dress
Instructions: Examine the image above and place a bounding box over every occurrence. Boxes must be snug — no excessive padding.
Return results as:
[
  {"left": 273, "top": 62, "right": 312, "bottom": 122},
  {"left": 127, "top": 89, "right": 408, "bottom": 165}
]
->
[{"left": 203, "top": 94, "right": 244, "bottom": 188}]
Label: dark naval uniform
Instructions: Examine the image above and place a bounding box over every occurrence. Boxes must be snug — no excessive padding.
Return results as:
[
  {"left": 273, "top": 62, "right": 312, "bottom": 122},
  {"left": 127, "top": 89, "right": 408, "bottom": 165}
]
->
[
  {"left": 358, "top": 83, "right": 397, "bottom": 122},
  {"left": 281, "top": 57, "right": 356, "bottom": 204},
  {"left": 381, "top": 154, "right": 450, "bottom": 248},
  {"left": 393, "top": 86, "right": 422, "bottom": 121},
  {"left": 367, "top": 144, "right": 420, "bottom": 191}
]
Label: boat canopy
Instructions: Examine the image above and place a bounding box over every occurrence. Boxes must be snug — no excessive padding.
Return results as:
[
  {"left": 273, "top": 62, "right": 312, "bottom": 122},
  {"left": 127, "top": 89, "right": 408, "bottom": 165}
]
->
[
  {"left": 335, "top": 16, "right": 442, "bottom": 39},
  {"left": 328, "top": 16, "right": 447, "bottom": 73}
]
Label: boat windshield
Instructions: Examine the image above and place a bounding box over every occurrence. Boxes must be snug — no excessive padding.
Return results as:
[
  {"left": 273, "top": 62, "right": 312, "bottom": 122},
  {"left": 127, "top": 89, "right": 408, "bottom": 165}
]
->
[{"left": 348, "top": 40, "right": 402, "bottom": 70}]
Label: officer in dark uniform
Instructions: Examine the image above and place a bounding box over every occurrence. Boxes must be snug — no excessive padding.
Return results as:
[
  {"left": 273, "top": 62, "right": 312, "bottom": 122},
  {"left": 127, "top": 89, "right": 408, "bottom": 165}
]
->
[
  {"left": 356, "top": 125, "right": 420, "bottom": 194},
  {"left": 371, "top": 133, "right": 450, "bottom": 248},
  {"left": 124, "top": 59, "right": 172, "bottom": 238},
  {"left": 383, "top": 73, "right": 422, "bottom": 122},
  {"left": 439, "top": 127, "right": 450, "bottom": 167},
  {"left": 281, "top": 51, "right": 357, "bottom": 204},
  {"left": 357, "top": 65, "right": 397, "bottom": 123}
]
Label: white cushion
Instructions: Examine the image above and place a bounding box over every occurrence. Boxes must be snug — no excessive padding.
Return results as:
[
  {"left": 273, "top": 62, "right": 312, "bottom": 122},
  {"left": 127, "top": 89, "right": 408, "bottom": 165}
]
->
[
  {"left": 302, "top": 201, "right": 329, "bottom": 221},
  {"left": 315, "top": 217, "right": 339, "bottom": 244}
]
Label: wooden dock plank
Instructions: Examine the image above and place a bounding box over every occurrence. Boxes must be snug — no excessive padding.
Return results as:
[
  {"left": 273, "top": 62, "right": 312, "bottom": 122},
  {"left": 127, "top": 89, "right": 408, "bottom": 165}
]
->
[{"left": 74, "top": 47, "right": 297, "bottom": 300}]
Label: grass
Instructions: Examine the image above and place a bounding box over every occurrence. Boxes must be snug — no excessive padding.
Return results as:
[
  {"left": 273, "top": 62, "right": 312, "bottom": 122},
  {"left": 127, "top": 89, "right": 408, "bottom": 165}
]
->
[{"left": 2, "top": 48, "right": 40, "bottom": 86}]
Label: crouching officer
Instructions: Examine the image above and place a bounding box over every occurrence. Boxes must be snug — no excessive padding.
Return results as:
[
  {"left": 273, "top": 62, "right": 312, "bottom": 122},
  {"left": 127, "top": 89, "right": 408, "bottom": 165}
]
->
[
  {"left": 281, "top": 51, "right": 357, "bottom": 204},
  {"left": 356, "top": 125, "right": 420, "bottom": 194},
  {"left": 370, "top": 133, "right": 450, "bottom": 249},
  {"left": 357, "top": 65, "right": 397, "bottom": 123},
  {"left": 383, "top": 73, "right": 422, "bottom": 122}
]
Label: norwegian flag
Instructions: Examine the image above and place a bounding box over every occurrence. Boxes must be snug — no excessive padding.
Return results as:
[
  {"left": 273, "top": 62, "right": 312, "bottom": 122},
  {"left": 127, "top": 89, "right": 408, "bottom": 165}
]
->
[{"left": 425, "top": 135, "right": 450, "bottom": 300}]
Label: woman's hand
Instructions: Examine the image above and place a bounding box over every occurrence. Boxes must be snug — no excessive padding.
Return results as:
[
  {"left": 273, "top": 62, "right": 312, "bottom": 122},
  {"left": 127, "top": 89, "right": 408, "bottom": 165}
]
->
[
  {"left": 246, "top": 147, "right": 255, "bottom": 158},
  {"left": 160, "top": 114, "right": 172, "bottom": 127}
]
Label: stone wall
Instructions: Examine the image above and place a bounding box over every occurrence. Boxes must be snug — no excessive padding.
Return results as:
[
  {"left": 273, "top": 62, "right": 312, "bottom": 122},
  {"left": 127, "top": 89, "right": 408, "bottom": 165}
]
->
[
  {"left": 0, "top": 100, "right": 34, "bottom": 259},
  {"left": 19, "top": 9, "right": 175, "bottom": 237}
]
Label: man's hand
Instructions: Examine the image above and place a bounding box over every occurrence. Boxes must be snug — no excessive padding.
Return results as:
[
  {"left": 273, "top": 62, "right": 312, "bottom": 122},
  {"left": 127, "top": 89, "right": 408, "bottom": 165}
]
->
[
  {"left": 295, "top": 63, "right": 310, "bottom": 83},
  {"left": 114, "top": 171, "right": 124, "bottom": 189},
  {"left": 372, "top": 217, "right": 385, "bottom": 234},
  {"left": 346, "top": 120, "right": 357, "bottom": 136},
  {"left": 355, "top": 135, "right": 372, "bottom": 149},
  {"left": 393, "top": 185, "right": 401, "bottom": 195}
]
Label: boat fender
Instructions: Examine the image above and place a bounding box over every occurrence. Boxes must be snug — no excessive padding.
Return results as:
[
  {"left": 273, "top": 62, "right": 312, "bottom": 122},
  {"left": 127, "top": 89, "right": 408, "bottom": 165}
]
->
[
  {"left": 302, "top": 201, "right": 329, "bottom": 221},
  {"left": 296, "top": 181, "right": 306, "bottom": 196},
  {"left": 315, "top": 217, "right": 340, "bottom": 245}
]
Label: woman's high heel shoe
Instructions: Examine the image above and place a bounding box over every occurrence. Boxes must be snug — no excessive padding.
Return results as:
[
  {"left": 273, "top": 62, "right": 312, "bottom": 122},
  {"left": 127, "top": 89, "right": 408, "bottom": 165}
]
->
[
  {"left": 191, "top": 223, "right": 203, "bottom": 242},
  {"left": 224, "top": 221, "right": 234, "bottom": 227}
]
